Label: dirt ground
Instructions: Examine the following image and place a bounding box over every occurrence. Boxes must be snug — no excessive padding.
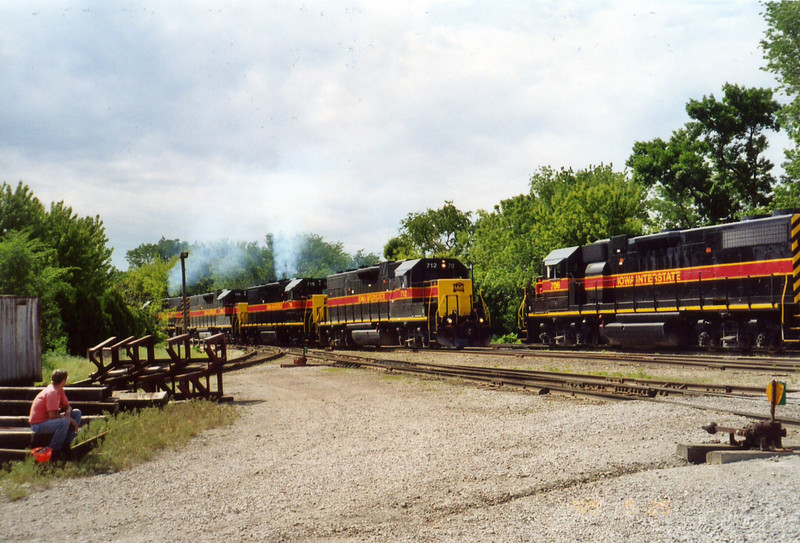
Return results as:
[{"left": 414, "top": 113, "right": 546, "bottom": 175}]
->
[{"left": 1, "top": 351, "right": 799, "bottom": 542}]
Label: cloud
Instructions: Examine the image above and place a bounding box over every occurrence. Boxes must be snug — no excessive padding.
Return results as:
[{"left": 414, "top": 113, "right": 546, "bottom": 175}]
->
[{"left": 0, "top": 1, "right": 790, "bottom": 269}]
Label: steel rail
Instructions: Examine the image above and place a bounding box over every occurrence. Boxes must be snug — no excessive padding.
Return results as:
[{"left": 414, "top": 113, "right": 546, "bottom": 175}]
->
[
  {"left": 458, "top": 346, "right": 800, "bottom": 373},
  {"left": 303, "top": 350, "right": 783, "bottom": 402},
  {"left": 289, "top": 348, "right": 800, "bottom": 428}
]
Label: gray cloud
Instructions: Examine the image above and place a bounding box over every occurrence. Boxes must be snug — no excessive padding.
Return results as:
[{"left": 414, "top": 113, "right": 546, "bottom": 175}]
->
[{"left": 1, "top": 1, "right": 789, "bottom": 269}]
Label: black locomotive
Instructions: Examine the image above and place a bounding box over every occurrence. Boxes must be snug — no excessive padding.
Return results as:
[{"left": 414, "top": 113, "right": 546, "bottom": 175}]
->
[
  {"left": 321, "top": 258, "right": 491, "bottom": 348},
  {"left": 160, "top": 258, "right": 492, "bottom": 349},
  {"left": 239, "top": 278, "right": 327, "bottom": 345},
  {"left": 521, "top": 211, "right": 800, "bottom": 351}
]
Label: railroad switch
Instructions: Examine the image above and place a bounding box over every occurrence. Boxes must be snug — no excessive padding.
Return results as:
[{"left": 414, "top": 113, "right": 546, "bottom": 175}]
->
[
  {"left": 702, "top": 421, "right": 787, "bottom": 451},
  {"left": 294, "top": 346, "right": 309, "bottom": 365}
]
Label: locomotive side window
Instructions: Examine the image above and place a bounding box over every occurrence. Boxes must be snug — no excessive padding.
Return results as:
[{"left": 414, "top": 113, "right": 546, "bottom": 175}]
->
[{"left": 545, "top": 264, "right": 563, "bottom": 279}]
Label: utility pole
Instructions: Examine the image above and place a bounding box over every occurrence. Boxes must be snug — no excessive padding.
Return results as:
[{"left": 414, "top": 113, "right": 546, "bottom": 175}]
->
[{"left": 180, "top": 251, "right": 189, "bottom": 336}]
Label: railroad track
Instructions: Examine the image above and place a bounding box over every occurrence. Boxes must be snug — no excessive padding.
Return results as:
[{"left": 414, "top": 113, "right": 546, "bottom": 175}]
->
[
  {"left": 290, "top": 349, "right": 800, "bottom": 428},
  {"left": 223, "top": 345, "right": 800, "bottom": 427},
  {"left": 459, "top": 346, "right": 800, "bottom": 373},
  {"left": 226, "top": 342, "right": 800, "bottom": 373},
  {"left": 223, "top": 346, "right": 284, "bottom": 372},
  {"left": 301, "top": 349, "right": 788, "bottom": 399}
]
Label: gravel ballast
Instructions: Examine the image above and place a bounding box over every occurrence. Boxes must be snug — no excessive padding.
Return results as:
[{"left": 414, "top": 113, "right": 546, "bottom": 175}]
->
[{"left": 1, "top": 354, "right": 798, "bottom": 542}]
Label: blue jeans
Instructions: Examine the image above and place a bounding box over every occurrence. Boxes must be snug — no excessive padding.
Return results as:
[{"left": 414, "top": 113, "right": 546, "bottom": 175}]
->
[{"left": 30, "top": 409, "right": 82, "bottom": 451}]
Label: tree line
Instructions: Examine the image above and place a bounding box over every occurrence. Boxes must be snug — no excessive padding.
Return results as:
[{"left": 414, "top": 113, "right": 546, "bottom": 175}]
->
[
  {"left": 0, "top": 182, "right": 152, "bottom": 353},
  {"left": 2, "top": 1, "right": 799, "bottom": 352}
]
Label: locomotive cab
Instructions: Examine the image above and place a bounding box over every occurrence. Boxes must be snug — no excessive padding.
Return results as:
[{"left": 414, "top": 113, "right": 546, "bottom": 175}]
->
[{"left": 537, "top": 246, "right": 580, "bottom": 312}]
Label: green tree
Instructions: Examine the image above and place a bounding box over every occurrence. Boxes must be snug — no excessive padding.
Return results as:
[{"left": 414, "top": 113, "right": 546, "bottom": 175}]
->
[
  {"left": 0, "top": 230, "right": 71, "bottom": 351},
  {"left": 100, "top": 288, "right": 154, "bottom": 341},
  {"left": 0, "top": 182, "right": 47, "bottom": 239},
  {"left": 349, "top": 249, "right": 380, "bottom": 269},
  {"left": 294, "top": 234, "right": 352, "bottom": 277},
  {"left": 762, "top": 0, "right": 800, "bottom": 182},
  {"left": 773, "top": 181, "right": 800, "bottom": 210},
  {"left": 126, "top": 237, "right": 189, "bottom": 268},
  {"left": 529, "top": 165, "right": 648, "bottom": 248},
  {"left": 398, "top": 201, "right": 473, "bottom": 258},
  {"left": 628, "top": 84, "right": 781, "bottom": 227},
  {"left": 44, "top": 202, "right": 115, "bottom": 353},
  {"left": 218, "top": 239, "right": 276, "bottom": 289},
  {"left": 116, "top": 256, "right": 174, "bottom": 313},
  {"left": 627, "top": 129, "right": 712, "bottom": 228},
  {"left": 470, "top": 165, "right": 647, "bottom": 334},
  {"left": 470, "top": 195, "right": 539, "bottom": 334},
  {"left": 687, "top": 84, "right": 780, "bottom": 211},
  {"left": 0, "top": 181, "right": 143, "bottom": 354},
  {"left": 383, "top": 235, "right": 419, "bottom": 261}
]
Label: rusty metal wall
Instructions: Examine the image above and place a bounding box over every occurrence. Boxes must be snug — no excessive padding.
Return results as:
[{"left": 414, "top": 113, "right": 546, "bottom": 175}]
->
[{"left": 0, "top": 296, "right": 42, "bottom": 385}]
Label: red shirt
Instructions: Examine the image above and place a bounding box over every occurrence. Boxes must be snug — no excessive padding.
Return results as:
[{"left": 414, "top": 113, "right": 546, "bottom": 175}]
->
[{"left": 28, "top": 384, "right": 70, "bottom": 425}]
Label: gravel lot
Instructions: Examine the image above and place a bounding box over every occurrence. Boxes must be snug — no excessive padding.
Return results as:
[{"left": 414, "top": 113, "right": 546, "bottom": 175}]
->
[{"left": 2, "top": 351, "right": 799, "bottom": 542}]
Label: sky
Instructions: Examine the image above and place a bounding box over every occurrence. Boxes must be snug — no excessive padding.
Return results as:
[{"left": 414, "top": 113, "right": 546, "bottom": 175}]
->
[{"left": 1, "top": 1, "right": 792, "bottom": 271}]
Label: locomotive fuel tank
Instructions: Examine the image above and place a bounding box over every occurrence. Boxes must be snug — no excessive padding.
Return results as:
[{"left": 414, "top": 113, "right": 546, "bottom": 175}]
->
[{"left": 600, "top": 313, "right": 693, "bottom": 348}]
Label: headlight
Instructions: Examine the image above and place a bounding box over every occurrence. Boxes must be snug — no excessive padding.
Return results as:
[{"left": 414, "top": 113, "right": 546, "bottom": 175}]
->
[
  {"left": 447, "top": 318, "right": 453, "bottom": 324},
  {"left": 479, "top": 318, "right": 484, "bottom": 323}
]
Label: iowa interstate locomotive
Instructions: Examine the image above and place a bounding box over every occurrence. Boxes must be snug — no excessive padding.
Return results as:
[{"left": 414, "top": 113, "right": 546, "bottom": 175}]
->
[
  {"left": 521, "top": 211, "right": 800, "bottom": 351},
  {"left": 160, "top": 258, "right": 492, "bottom": 349}
]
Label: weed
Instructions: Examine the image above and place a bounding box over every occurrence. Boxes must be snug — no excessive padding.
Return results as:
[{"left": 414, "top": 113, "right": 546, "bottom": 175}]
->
[{"left": 495, "top": 333, "right": 520, "bottom": 344}]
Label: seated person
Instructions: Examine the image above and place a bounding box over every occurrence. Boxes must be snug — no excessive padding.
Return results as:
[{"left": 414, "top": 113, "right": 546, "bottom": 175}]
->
[{"left": 28, "top": 369, "right": 82, "bottom": 458}]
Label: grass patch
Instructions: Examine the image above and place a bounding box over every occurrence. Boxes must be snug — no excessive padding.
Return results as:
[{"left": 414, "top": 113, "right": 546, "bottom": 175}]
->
[
  {"left": 0, "top": 400, "right": 239, "bottom": 502},
  {"left": 40, "top": 351, "right": 96, "bottom": 385},
  {"left": 586, "top": 368, "right": 656, "bottom": 380},
  {"left": 380, "top": 373, "right": 409, "bottom": 382}
]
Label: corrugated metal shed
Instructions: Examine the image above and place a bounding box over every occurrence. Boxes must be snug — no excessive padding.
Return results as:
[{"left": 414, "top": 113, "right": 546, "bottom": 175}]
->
[{"left": 0, "top": 296, "right": 42, "bottom": 385}]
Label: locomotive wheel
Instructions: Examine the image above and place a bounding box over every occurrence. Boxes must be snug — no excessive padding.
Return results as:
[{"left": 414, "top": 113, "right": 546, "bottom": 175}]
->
[
  {"left": 764, "top": 334, "right": 783, "bottom": 354},
  {"left": 766, "top": 343, "right": 783, "bottom": 354}
]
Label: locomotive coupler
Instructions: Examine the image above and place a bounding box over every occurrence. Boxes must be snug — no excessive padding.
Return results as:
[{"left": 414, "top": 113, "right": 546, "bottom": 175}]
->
[{"left": 702, "top": 421, "right": 787, "bottom": 451}]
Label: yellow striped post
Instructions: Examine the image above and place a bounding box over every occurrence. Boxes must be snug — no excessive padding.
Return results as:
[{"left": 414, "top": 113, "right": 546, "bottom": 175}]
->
[{"left": 793, "top": 214, "right": 800, "bottom": 304}]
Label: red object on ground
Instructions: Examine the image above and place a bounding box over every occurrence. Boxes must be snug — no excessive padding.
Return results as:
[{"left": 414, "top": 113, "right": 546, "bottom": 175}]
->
[{"left": 31, "top": 446, "right": 52, "bottom": 463}]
